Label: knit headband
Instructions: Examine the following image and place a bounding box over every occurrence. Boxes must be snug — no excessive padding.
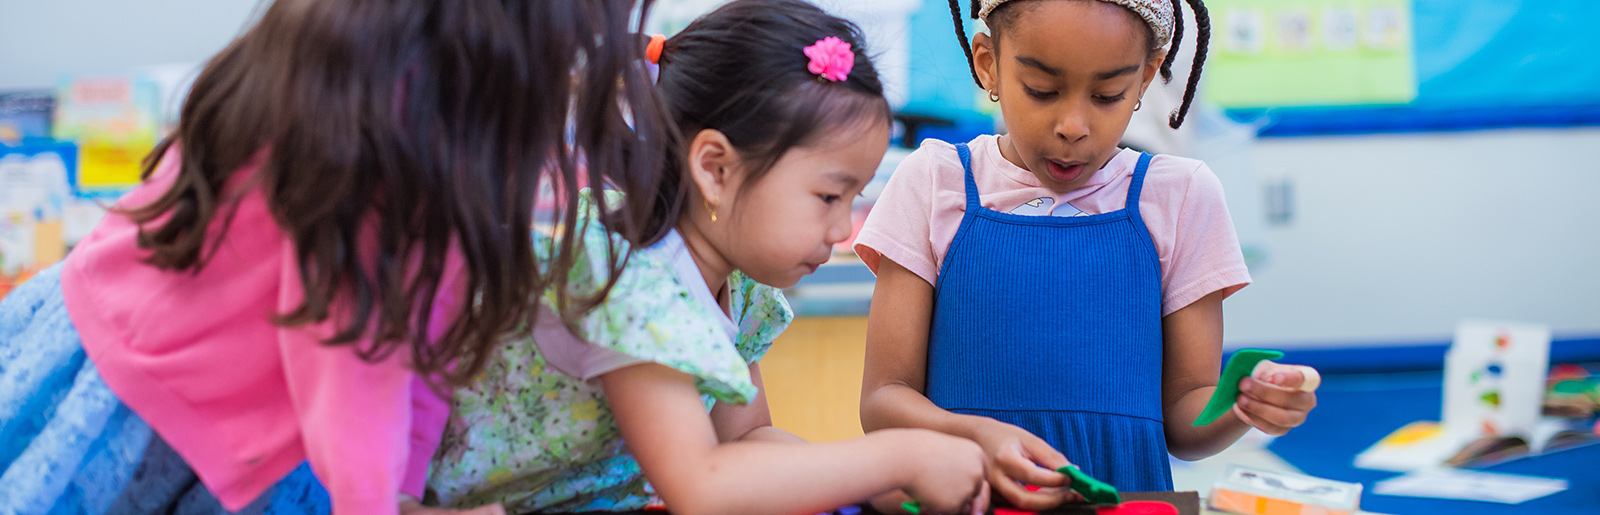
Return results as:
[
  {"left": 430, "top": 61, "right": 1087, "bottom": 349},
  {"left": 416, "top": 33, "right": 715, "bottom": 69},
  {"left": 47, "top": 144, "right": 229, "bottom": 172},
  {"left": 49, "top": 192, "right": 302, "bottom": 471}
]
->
[{"left": 978, "top": 0, "right": 1175, "bottom": 48}]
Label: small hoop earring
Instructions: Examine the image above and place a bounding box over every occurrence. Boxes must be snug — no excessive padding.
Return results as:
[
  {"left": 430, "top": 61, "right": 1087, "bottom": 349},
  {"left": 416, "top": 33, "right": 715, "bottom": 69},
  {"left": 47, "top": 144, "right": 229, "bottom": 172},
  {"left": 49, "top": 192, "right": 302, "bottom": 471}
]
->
[
  {"left": 1134, "top": 100, "right": 1143, "bottom": 111},
  {"left": 705, "top": 198, "right": 718, "bottom": 223},
  {"left": 989, "top": 90, "right": 1001, "bottom": 102}
]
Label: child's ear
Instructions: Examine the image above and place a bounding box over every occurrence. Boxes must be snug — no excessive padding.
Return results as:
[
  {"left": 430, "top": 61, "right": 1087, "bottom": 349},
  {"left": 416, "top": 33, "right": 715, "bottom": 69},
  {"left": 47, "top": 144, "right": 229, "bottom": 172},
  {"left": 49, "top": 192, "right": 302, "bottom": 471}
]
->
[
  {"left": 1139, "top": 52, "right": 1168, "bottom": 97},
  {"left": 972, "top": 33, "right": 999, "bottom": 93},
  {"left": 687, "top": 128, "right": 740, "bottom": 209}
]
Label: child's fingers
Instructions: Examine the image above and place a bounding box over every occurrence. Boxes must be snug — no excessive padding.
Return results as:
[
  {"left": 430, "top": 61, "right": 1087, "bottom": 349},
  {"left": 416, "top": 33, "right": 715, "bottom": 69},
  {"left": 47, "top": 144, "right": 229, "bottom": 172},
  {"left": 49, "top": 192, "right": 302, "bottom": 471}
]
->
[
  {"left": 1239, "top": 377, "right": 1318, "bottom": 412},
  {"left": 988, "top": 466, "right": 1076, "bottom": 511},
  {"left": 1236, "top": 392, "right": 1307, "bottom": 435},
  {"left": 971, "top": 480, "right": 992, "bottom": 515},
  {"left": 869, "top": 491, "right": 913, "bottom": 514},
  {"left": 1019, "top": 435, "right": 1072, "bottom": 472},
  {"left": 1230, "top": 404, "right": 1263, "bottom": 432},
  {"left": 1231, "top": 403, "right": 1288, "bottom": 436},
  {"left": 1252, "top": 361, "right": 1321, "bottom": 392},
  {"left": 996, "top": 448, "right": 1069, "bottom": 487}
]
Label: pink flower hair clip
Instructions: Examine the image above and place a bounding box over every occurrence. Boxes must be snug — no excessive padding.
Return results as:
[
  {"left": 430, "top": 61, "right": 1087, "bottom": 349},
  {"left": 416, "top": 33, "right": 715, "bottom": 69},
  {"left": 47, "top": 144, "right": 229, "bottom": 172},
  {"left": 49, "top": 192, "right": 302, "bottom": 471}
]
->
[{"left": 803, "top": 36, "right": 855, "bottom": 82}]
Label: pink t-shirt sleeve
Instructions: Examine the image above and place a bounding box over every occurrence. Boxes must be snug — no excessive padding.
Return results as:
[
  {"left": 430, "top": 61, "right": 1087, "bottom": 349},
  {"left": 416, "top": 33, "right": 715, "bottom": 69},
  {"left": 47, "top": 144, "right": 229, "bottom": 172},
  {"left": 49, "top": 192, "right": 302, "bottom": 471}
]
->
[
  {"left": 530, "top": 304, "right": 646, "bottom": 380},
  {"left": 854, "top": 140, "right": 959, "bottom": 285},
  {"left": 1141, "top": 158, "right": 1252, "bottom": 315}
]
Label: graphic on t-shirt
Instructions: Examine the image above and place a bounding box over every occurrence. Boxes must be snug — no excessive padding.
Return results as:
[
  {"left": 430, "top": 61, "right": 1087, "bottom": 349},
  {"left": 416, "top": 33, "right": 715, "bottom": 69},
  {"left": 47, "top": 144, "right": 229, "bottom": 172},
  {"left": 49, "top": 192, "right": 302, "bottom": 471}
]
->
[{"left": 1009, "top": 197, "right": 1085, "bottom": 217}]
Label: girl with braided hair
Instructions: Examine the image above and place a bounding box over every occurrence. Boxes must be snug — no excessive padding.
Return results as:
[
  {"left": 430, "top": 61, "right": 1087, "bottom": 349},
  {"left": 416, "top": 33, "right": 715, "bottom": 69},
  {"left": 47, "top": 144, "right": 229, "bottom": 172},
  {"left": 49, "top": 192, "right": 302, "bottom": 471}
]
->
[{"left": 857, "top": 0, "right": 1319, "bottom": 509}]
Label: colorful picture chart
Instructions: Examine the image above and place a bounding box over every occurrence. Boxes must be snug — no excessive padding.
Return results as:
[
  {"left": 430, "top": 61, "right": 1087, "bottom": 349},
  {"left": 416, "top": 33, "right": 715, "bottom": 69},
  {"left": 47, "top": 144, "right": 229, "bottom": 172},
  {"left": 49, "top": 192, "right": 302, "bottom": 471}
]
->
[
  {"left": 1205, "top": 0, "right": 1417, "bottom": 108},
  {"left": 53, "top": 74, "right": 162, "bottom": 196}
]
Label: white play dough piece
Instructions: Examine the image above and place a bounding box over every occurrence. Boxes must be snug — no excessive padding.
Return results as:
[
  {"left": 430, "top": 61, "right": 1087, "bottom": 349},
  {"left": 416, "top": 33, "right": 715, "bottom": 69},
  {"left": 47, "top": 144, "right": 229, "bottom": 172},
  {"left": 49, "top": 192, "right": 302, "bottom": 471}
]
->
[
  {"left": 1296, "top": 365, "right": 1322, "bottom": 392},
  {"left": 1252, "top": 360, "right": 1322, "bottom": 392}
]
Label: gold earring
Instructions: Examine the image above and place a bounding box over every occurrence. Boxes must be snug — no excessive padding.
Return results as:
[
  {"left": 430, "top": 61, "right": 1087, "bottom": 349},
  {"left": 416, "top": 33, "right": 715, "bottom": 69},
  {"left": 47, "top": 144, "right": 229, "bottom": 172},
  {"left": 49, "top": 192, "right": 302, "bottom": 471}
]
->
[
  {"left": 1134, "top": 100, "right": 1143, "bottom": 111},
  {"left": 989, "top": 89, "right": 1001, "bottom": 102},
  {"left": 705, "top": 198, "right": 718, "bottom": 222}
]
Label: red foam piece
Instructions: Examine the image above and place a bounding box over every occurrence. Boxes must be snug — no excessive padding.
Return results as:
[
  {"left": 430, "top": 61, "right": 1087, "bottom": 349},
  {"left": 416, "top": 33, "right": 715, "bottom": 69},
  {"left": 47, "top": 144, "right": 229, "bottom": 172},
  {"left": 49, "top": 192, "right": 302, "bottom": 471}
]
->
[
  {"left": 1095, "top": 501, "right": 1178, "bottom": 515},
  {"left": 994, "top": 509, "right": 1037, "bottom": 515},
  {"left": 1551, "top": 363, "right": 1591, "bottom": 381}
]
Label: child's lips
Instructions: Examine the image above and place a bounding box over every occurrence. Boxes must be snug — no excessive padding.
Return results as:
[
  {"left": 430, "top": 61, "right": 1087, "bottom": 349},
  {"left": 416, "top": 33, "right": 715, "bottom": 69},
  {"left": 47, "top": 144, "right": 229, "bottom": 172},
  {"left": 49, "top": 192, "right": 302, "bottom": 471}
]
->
[{"left": 1047, "top": 159, "right": 1086, "bottom": 183}]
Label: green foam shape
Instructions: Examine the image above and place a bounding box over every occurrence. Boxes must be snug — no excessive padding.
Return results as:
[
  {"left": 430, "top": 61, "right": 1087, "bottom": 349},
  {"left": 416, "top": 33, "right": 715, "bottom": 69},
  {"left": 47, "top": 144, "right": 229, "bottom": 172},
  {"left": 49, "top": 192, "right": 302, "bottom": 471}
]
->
[
  {"left": 903, "top": 467, "right": 1122, "bottom": 511},
  {"left": 1059, "top": 465, "right": 1120, "bottom": 506},
  {"left": 1193, "top": 348, "right": 1284, "bottom": 426},
  {"left": 1552, "top": 379, "right": 1596, "bottom": 396}
]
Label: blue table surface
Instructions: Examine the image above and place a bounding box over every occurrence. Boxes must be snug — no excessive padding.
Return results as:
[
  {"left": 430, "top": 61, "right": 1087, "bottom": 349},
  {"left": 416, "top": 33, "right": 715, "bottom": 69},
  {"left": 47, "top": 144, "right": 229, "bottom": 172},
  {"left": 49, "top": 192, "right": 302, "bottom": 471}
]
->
[{"left": 1269, "top": 370, "right": 1600, "bottom": 515}]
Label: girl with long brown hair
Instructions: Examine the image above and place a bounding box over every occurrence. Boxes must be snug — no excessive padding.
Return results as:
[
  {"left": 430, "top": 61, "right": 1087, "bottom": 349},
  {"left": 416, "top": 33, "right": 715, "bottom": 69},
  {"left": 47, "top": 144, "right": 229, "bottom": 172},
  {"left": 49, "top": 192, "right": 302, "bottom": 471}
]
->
[{"left": 0, "top": 0, "right": 672, "bottom": 513}]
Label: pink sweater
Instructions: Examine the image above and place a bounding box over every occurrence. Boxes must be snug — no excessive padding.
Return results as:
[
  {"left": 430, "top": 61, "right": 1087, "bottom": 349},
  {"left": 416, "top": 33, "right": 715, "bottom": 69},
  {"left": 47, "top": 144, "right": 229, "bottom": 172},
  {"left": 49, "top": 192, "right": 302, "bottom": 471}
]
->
[{"left": 62, "top": 147, "right": 453, "bottom": 513}]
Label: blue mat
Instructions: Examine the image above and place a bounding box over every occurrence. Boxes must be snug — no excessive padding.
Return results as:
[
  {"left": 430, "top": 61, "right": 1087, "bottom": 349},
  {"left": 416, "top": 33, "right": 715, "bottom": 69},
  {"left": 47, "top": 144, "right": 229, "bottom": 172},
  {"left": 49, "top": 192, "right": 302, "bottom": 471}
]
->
[{"left": 1268, "top": 370, "right": 1600, "bottom": 514}]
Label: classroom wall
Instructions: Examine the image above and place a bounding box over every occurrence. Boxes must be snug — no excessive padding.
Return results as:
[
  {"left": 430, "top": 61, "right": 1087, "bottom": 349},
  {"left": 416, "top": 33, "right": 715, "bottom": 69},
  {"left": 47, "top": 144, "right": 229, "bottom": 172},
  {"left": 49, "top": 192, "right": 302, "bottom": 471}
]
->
[
  {"left": 4, "top": 0, "right": 1595, "bottom": 349},
  {"left": 1225, "top": 127, "right": 1600, "bottom": 347},
  {"left": 0, "top": 0, "right": 262, "bottom": 91}
]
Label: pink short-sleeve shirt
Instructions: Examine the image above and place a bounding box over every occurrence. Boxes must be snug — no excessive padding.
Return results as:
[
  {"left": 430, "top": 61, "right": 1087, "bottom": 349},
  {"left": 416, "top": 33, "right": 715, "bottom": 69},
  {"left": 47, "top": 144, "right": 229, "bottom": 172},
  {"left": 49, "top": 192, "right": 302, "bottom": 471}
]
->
[{"left": 854, "top": 135, "right": 1250, "bottom": 316}]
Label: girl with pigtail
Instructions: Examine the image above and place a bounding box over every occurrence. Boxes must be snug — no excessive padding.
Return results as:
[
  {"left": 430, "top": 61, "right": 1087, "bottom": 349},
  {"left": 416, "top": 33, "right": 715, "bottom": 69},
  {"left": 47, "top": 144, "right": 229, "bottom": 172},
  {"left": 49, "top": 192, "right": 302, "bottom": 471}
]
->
[{"left": 858, "top": 0, "right": 1320, "bottom": 509}]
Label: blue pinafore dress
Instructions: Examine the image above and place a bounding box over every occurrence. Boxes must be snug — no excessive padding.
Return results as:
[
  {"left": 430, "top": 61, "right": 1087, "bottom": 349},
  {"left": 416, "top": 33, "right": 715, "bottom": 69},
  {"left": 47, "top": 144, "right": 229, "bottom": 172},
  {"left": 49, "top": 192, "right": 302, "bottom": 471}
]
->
[{"left": 925, "top": 143, "right": 1172, "bottom": 492}]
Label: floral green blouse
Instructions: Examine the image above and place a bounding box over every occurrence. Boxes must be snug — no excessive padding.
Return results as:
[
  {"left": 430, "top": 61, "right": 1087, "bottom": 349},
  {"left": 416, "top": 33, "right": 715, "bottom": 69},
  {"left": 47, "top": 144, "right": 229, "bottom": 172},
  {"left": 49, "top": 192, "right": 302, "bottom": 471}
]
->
[{"left": 428, "top": 203, "right": 793, "bottom": 513}]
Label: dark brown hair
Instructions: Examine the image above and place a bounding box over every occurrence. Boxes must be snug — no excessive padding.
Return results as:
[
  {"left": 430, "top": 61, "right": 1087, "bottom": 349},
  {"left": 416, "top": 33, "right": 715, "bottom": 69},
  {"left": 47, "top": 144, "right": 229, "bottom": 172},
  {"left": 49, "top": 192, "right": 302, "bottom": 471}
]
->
[
  {"left": 949, "top": 0, "right": 1210, "bottom": 128},
  {"left": 644, "top": 0, "right": 891, "bottom": 230},
  {"left": 125, "top": 0, "right": 674, "bottom": 386}
]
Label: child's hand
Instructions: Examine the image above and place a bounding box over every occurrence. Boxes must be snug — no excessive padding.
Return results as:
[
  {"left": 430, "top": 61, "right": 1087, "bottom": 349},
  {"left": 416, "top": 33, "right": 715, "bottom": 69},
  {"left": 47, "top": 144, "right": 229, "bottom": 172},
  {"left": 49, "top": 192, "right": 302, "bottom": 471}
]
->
[
  {"left": 1232, "top": 361, "right": 1319, "bottom": 436},
  {"left": 892, "top": 429, "right": 990, "bottom": 515},
  {"left": 399, "top": 497, "right": 506, "bottom": 515},
  {"left": 967, "top": 419, "right": 1079, "bottom": 510},
  {"left": 868, "top": 490, "right": 913, "bottom": 514}
]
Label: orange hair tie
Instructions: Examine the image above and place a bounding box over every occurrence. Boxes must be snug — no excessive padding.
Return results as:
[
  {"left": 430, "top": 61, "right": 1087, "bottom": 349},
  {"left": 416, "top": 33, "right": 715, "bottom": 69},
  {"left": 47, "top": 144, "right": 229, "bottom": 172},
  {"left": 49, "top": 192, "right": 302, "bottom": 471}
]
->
[{"left": 646, "top": 34, "right": 666, "bottom": 65}]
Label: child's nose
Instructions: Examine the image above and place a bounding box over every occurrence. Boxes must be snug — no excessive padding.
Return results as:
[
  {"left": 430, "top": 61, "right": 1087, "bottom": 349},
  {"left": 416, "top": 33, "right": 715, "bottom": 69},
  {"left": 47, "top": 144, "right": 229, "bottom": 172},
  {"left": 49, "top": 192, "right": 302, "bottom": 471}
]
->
[
  {"left": 1054, "top": 102, "right": 1091, "bottom": 143},
  {"left": 825, "top": 207, "right": 853, "bottom": 245}
]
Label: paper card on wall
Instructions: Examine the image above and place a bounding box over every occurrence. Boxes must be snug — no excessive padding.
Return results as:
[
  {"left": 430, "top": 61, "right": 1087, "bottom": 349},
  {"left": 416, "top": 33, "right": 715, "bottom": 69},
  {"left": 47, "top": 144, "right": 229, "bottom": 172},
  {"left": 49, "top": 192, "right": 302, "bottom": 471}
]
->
[
  {"left": 53, "top": 74, "right": 162, "bottom": 195},
  {"left": 0, "top": 91, "right": 56, "bottom": 144},
  {"left": 1205, "top": 0, "right": 1417, "bottom": 108},
  {"left": 1364, "top": 5, "right": 1407, "bottom": 50},
  {"left": 1274, "top": 9, "right": 1314, "bottom": 53},
  {"left": 0, "top": 150, "right": 72, "bottom": 220},
  {"left": 1224, "top": 9, "right": 1267, "bottom": 55},
  {"left": 0, "top": 213, "right": 36, "bottom": 276},
  {"left": 1322, "top": 7, "right": 1359, "bottom": 51},
  {"left": 0, "top": 145, "right": 74, "bottom": 277}
]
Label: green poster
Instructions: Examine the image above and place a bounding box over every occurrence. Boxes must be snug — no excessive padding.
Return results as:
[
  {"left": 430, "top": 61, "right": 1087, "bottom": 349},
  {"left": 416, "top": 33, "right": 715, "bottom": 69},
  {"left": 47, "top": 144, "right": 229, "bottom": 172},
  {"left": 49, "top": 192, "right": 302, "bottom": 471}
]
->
[{"left": 1205, "top": 0, "right": 1417, "bottom": 108}]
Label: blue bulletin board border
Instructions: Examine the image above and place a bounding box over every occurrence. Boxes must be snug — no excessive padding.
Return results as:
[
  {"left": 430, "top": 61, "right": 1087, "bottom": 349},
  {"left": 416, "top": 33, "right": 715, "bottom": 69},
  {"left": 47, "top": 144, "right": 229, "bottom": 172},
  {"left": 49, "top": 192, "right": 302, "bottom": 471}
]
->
[{"left": 1228, "top": 104, "right": 1600, "bottom": 138}]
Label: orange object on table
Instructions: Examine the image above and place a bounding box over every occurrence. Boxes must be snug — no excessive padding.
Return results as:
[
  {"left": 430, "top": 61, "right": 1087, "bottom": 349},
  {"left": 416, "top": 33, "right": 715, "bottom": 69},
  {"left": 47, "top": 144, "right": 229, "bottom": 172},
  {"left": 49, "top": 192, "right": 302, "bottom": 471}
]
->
[{"left": 1209, "top": 487, "right": 1355, "bottom": 515}]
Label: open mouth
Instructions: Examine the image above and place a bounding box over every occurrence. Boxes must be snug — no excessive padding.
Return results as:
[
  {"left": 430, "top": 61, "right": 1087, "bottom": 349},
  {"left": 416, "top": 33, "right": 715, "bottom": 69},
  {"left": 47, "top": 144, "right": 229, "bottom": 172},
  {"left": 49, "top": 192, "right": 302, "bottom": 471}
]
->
[
  {"left": 1043, "top": 160, "right": 1094, "bottom": 184},
  {"left": 1047, "top": 159, "right": 1087, "bottom": 184}
]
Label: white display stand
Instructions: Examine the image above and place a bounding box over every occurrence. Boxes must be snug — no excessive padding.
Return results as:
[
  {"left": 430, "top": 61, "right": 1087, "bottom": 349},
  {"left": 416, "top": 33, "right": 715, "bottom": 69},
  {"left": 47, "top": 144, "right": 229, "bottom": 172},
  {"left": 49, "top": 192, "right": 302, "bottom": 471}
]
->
[{"left": 1354, "top": 320, "right": 1563, "bottom": 472}]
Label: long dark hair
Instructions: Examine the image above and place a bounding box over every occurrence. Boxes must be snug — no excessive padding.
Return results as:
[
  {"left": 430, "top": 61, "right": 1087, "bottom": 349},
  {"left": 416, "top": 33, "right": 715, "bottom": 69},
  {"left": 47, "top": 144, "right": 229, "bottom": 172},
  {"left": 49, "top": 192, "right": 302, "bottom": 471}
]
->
[
  {"left": 642, "top": 0, "right": 891, "bottom": 234},
  {"left": 948, "top": 0, "right": 1210, "bottom": 129},
  {"left": 125, "top": 0, "right": 674, "bottom": 386}
]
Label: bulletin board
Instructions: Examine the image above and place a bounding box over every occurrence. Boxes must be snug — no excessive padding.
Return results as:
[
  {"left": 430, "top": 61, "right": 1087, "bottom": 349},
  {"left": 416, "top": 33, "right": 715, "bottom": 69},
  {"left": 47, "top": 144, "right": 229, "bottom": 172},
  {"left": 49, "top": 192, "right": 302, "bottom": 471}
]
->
[
  {"left": 1219, "top": 0, "right": 1600, "bottom": 136},
  {"left": 1205, "top": 0, "right": 1417, "bottom": 109}
]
